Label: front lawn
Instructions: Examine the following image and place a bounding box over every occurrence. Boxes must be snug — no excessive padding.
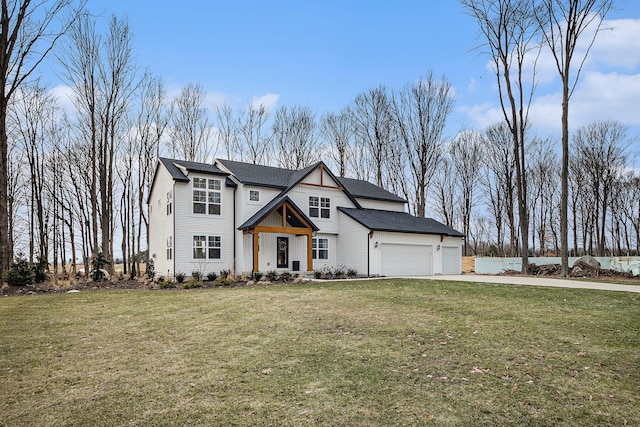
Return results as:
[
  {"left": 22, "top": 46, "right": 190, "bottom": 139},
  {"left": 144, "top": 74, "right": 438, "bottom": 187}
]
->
[{"left": 1, "top": 279, "right": 638, "bottom": 426}]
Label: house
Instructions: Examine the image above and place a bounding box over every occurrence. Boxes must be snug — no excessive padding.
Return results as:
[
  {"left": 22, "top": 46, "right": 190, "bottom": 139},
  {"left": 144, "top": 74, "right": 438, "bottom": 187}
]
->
[{"left": 148, "top": 157, "right": 465, "bottom": 278}]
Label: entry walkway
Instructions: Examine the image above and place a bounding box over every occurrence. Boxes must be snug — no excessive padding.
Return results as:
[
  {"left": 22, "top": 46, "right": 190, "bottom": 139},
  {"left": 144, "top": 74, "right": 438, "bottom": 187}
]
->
[{"left": 416, "top": 274, "right": 640, "bottom": 293}]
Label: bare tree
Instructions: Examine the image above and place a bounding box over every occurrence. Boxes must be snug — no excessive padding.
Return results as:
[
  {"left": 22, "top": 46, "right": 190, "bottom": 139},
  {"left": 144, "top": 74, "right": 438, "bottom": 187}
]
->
[
  {"left": 61, "top": 13, "right": 138, "bottom": 268},
  {"left": 320, "top": 108, "right": 353, "bottom": 177},
  {"left": 482, "top": 122, "right": 518, "bottom": 256},
  {"left": 237, "top": 103, "right": 271, "bottom": 165},
  {"left": 135, "top": 73, "right": 167, "bottom": 274},
  {"left": 450, "top": 130, "right": 484, "bottom": 255},
  {"left": 390, "top": 72, "right": 455, "bottom": 217},
  {"left": 7, "top": 83, "right": 58, "bottom": 265},
  {"left": 432, "top": 155, "right": 457, "bottom": 229},
  {"left": 571, "top": 120, "right": 628, "bottom": 256},
  {"left": 0, "top": 0, "right": 85, "bottom": 276},
  {"left": 535, "top": 0, "right": 612, "bottom": 275},
  {"left": 272, "top": 105, "right": 320, "bottom": 169},
  {"left": 462, "top": 0, "right": 540, "bottom": 273},
  {"left": 215, "top": 102, "right": 238, "bottom": 160},
  {"left": 168, "top": 82, "right": 214, "bottom": 162},
  {"left": 528, "top": 138, "right": 560, "bottom": 255},
  {"left": 351, "top": 85, "right": 394, "bottom": 188}
]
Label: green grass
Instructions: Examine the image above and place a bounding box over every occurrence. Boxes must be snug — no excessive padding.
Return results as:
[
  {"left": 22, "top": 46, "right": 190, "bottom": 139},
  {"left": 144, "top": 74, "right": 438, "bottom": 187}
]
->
[{"left": 1, "top": 279, "right": 638, "bottom": 426}]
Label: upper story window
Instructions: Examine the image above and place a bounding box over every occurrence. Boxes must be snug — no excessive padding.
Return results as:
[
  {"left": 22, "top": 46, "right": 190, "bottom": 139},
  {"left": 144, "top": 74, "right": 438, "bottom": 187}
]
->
[
  {"left": 249, "top": 190, "right": 260, "bottom": 202},
  {"left": 309, "top": 196, "right": 330, "bottom": 218},
  {"left": 166, "top": 191, "right": 172, "bottom": 215},
  {"left": 193, "top": 178, "right": 221, "bottom": 215}
]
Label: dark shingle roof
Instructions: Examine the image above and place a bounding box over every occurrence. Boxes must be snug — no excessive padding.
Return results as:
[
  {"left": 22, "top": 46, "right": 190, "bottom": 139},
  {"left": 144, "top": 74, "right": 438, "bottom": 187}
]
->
[
  {"left": 338, "top": 207, "right": 465, "bottom": 237},
  {"left": 159, "top": 157, "right": 228, "bottom": 182},
  {"left": 217, "top": 159, "right": 293, "bottom": 189},
  {"left": 337, "top": 177, "right": 407, "bottom": 203},
  {"left": 217, "top": 159, "right": 405, "bottom": 204}
]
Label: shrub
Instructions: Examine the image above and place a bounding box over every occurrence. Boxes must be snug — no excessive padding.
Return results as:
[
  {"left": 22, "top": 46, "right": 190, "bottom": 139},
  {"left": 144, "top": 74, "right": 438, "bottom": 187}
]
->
[
  {"left": 313, "top": 270, "right": 322, "bottom": 279},
  {"left": 321, "top": 266, "right": 333, "bottom": 279},
  {"left": 34, "top": 256, "right": 49, "bottom": 283},
  {"left": 333, "top": 267, "right": 345, "bottom": 278},
  {"left": 90, "top": 250, "right": 109, "bottom": 282},
  {"left": 159, "top": 281, "right": 177, "bottom": 289},
  {"left": 280, "top": 271, "right": 292, "bottom": 282},
  {"left": 183, "top": 280, "right": 203, "bottom": 289},
  {"left": 207, "top": 272, "right": 218, "bottom": 281},
  {"left": 4, "top": 254, "right": 35, "bottom": 286},
  {"left": 219, "top": 269, "right": 229, "bottom": 279},
  {"left": 157, "top": 275, "right": 165, "bottom": 283},
  {"left": 191, "top": 270, "right": 202, "bottom": 281},
  {"left": 146, "top": 258, "right": 155, "bottom": 280},
  {"left": 215, "top": 277, "right": 231, "bottom": 286},
  {"left": 266, "top": 270, "right": 279, "bottom": 281},
  {"left": 347, "top": 268, "right": 357, "bottom": 278},
  {"left": 253, "top": 272, "right": 263, "bottom": 281},
  {"left": 175, "top": 272, "right": 186, "bottom": 283}
]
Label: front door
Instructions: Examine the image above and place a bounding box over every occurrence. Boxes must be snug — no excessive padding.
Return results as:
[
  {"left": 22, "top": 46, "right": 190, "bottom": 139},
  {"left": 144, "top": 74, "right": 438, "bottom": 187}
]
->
[{"left": 277, "top": 237, "right": 289, "bottom": 268}]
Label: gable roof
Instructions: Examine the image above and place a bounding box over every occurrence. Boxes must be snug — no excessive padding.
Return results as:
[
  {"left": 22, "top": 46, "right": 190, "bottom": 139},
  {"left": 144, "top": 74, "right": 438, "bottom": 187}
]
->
[
  {"left": 238, "top": 195, "right": 319, "bottom": 232},
  {"left": 338, "top": 207, "right": 465, "bottom": 237},
  {"left": 216, "top": 159, "right": 293, "bottom": 189},
  {"left": 337, "top": 177, "right": 407, "bottom": 203},
  {"left": 159, "top": 157, "right": 228, "bottom": 181},
  {"left": 217, "top": 158, "right": 404, "bottom": 204}
]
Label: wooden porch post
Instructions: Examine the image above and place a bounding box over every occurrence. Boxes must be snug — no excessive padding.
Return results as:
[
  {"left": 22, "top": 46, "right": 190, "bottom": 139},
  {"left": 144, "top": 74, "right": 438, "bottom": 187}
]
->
[
  {"left": 307, "top": 231, "right": 313, "bottom": 271},
  {"left": 253, "top": 232, "right": 259, "bottom": 272}
]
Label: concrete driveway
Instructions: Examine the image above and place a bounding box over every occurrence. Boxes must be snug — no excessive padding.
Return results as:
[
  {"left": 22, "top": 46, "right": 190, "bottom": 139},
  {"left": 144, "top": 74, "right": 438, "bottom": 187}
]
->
[{"left": 416, "top": 274, "right": 640, "bottom": 293}]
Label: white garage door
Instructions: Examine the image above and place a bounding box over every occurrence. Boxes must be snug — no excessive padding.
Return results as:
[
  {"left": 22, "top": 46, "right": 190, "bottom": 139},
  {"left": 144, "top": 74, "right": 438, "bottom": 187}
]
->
[
  {"left": 381, "top": 244, "right": 433, "bottom": 276},
  {"left": 442, "top": 246, "right": 460, "bottom": 275}
]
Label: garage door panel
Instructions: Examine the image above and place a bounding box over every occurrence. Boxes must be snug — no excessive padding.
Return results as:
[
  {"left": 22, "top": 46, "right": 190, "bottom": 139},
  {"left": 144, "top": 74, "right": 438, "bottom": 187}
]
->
[{"left": 381, "top": 244, "right": 433, "bottom": 276}]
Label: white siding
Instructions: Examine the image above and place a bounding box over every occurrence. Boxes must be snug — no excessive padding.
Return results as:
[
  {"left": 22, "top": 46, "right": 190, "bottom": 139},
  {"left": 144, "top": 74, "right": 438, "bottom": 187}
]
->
[
  {"left": 336, "top": 213, "right": 370, "bottom": 276},
  {"left": 357, "top": 199, "right": 406, "bottom": 212},
  {"left": 288, "top": 188, "right": 356, "bottom": 235},
  {"left": 173, "top": 174, "right": 235, "bottom": 278},
  {"left": 240, "top": 185, "right": 282, "bottom": 221},
  {"left": 148, "top": 164, "right": 175, "bottom": 278}
]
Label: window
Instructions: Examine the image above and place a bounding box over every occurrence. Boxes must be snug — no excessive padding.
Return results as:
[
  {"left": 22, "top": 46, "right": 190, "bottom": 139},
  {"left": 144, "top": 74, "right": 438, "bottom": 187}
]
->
[
  {"left": 320, "top": 197, "right": 330, "bottom": 218},
  {"left": 193, "top": 235, "right": 221, "bottom": 260},
  {"left": 193, "top": 235, "right": 207, "bottom": 259},
  {"left": 193, "top": 178, "right": 221, "bottom": 215},
  {"left": 166, "top": 192, "right": 172, "bottom": 215},
  {"left": 249, "top": 190, "right": 260, "bottom": 202},
  {"left": 208, "top": 236, "right": 221, "bottom": 259},
  {"left": 309, "top": 196, "right": 319, "bottom": 217},
  {"left": 166, "top": 236, "right": 173, "bottom": 260},
  {"left": 312, "top": 238, "right": 329, "bottom": 260},
  {"left": 309, "top": 196, "right": 330, "bottom": 218}
]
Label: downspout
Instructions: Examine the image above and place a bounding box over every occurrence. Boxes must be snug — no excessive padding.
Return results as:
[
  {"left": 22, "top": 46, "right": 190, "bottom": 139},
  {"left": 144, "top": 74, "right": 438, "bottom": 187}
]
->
[
  {"left": 367, "top": 230, "right": 373, "bottom": 277},
  {"left": 172, "top": 186, "right": 176, "bottom": 279},
  {"left": 233, "top": 185, "right": 237, "bottom": 276}
]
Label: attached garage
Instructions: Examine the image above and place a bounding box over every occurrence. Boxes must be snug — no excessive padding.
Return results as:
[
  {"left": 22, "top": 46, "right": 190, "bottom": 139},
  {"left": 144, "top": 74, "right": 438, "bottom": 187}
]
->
[
  {"left": 337, "top": 207, "right": 465, "bottom": 276},
  {"left": 441, "top": 246, "right": 461, "bottom": 275},
  {"left": 381, "top": 244, "right": 433, "bottom": 276}
]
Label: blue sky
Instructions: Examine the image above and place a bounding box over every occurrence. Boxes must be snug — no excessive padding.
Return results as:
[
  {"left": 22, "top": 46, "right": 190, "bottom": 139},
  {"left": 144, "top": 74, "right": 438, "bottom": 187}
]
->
[{"left": 61, "top": 1, "right": 639, "bottom": 161}]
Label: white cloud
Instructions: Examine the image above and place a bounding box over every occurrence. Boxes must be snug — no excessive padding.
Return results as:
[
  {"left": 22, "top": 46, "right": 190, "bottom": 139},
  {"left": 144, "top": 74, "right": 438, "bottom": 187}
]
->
[
  {"left": 49, "top": 85, "right": 75, "bottom": 116},
  {"left": 249, "top": 93, "right": 279, "bottom": 112},
  {"left": 462, "top": 17, "right": 640, "bottom": 134},
  {"left": 585, "top": 17, "right": 640, "bottom": 70}
]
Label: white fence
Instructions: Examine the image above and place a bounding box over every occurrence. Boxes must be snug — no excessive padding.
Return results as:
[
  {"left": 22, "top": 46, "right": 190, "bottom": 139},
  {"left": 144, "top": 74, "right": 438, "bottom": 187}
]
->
[{"left": 475, "top": 256, "right": 640, "bottom": 276}]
